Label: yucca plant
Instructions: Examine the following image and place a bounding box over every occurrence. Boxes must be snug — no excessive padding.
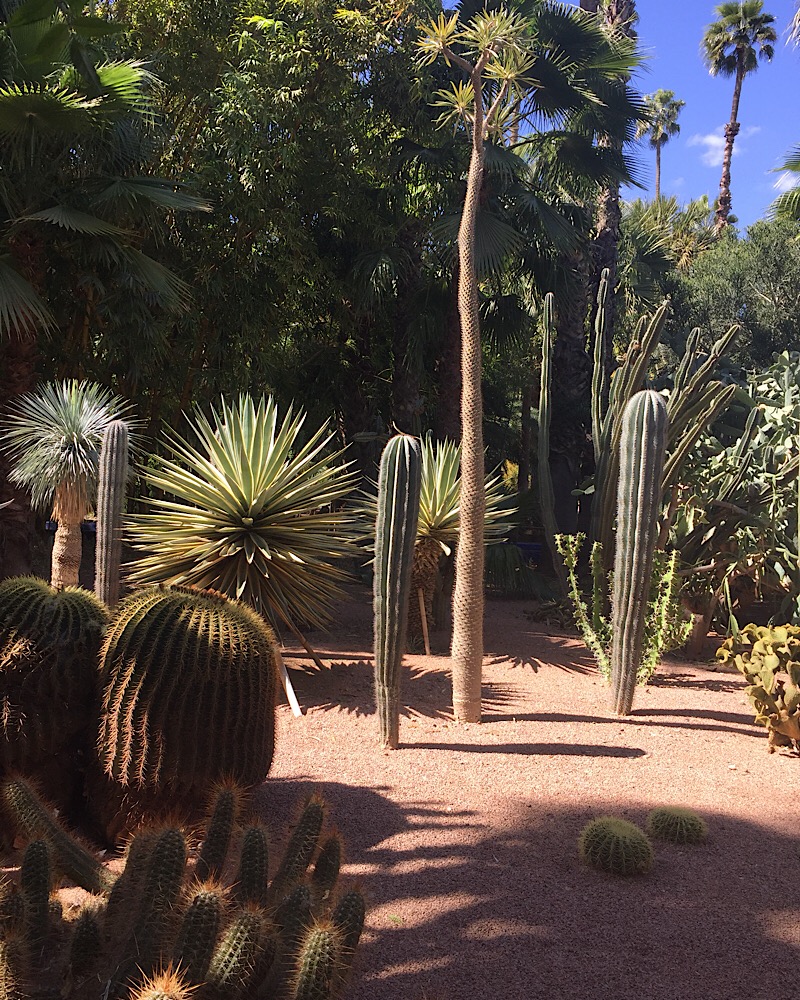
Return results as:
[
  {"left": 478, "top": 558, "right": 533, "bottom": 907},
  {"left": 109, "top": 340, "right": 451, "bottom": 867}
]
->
[
  {"left": 127, "top": 395, "right": 360, "bottom": 630},
  {"left": 0, "top": 380, "right": 133, "bottom": 588},
  {"left": 409, "top": 436, "right": 515, "bottom": 640}
]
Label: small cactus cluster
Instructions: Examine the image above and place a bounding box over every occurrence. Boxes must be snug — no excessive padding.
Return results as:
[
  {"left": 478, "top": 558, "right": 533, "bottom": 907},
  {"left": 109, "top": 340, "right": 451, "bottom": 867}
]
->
[
  {"left": 579, "top": 807, "right": 708, "bottom": 875},
  {"left": 0, "top": 778, "right": 365, "bottom": 1000},
  {"left": 646, "top": 807, "right": 707, "bottom": 845},
  {"left": 578, "top": 817, "right": 654, "bottom": 876},
  {"left": 717, "top": 624, "right": 800, "bottom": 752},
  {"left": 0, "top": 577, "right": 110, "bottom": 808}
]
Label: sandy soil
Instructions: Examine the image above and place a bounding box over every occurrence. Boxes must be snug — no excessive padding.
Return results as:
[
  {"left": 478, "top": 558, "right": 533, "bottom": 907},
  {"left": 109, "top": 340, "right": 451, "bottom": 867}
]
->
[{"left": 262, "top": 588, "right": 800, "bottom": 1000}]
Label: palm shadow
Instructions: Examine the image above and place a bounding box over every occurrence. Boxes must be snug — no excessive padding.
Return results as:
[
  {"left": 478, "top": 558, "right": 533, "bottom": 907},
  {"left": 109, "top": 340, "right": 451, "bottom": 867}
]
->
[{"left": 256, "top": 784, "right": 800, "bottom": 1000}]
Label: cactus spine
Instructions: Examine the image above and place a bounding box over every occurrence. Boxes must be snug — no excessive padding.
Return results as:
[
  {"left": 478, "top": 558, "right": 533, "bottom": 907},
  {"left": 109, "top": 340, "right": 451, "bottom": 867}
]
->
[
  {"left": 611, "top": 391, "right": 668, "bottom": 715},
  {"left": 95, "top": 420, "right": 129, "bottom": 607},
  {"left": 373, "top": 434, "right": 422, "bottom": 749},
  {"left": 291, "top": 922, "right": 342, "bottom": 1000},
  {"left": 20, "top": 840, "right": 50, "bottom": 945}
]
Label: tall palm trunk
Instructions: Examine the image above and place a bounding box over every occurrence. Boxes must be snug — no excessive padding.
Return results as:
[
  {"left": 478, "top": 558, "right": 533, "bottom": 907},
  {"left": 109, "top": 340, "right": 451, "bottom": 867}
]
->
[
  {"left": 716, "top": 59, "right": 745, "bottom": 232},
  {"left": 655, "top": 141, "right": 662, "bottom": 200},
  {"left": 435, "top": 267, "right": 462, "bottom": 442},
  {"left": 451, "top": 77, "right": 487, "bottom": 724}
]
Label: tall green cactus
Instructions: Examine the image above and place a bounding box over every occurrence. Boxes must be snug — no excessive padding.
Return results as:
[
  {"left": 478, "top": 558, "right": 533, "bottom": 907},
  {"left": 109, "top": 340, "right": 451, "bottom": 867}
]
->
[
  {"left": 93, "top": 586, "right": 278, "bottom": 842},
  {"left": 0, "top": 578, "right": 109, "bottom": 804},
  {"left": 95, "top": 420, "right": 129, "bottom": 608},
  {"left": 611, "top": 390, "right": 669, "bottom": 715},
  {"left": 536, "top": 294, "right": 568, "bottom": 596},
  {"left": 373, "top": 434, "right": 422, "bottom": 749}
]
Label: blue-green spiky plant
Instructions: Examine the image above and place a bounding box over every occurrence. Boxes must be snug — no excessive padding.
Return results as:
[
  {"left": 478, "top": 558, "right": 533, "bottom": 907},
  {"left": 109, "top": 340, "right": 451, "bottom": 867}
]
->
[
  {"left": 611, "top": 391, "right": 669, "bottom": 716},
  {"left": 373, "top": 434, "right": 422, "bottom": 749}
]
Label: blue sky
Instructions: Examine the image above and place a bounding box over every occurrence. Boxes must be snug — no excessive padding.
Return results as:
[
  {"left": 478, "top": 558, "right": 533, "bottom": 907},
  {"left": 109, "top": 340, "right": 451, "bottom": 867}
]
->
[{"left": 608, "top": 0, "right": 800, "bottom": 228}]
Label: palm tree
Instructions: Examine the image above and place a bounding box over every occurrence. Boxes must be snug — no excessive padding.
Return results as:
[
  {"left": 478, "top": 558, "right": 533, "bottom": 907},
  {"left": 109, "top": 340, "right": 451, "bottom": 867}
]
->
[
  {"left": 791, "top": 2, "right": 800, "bottom": 43},
  {"left": 769, "top": 145, "right": 800, "bottom": 220},
  {"left": 702, "top": 1, "right": 777, "bottom": 231},
  {"left": 0, "top": 381, "right": 132, "bottom": 588},
  {"left": 636, "top": 90, "right": 685, "bottom": 200}
]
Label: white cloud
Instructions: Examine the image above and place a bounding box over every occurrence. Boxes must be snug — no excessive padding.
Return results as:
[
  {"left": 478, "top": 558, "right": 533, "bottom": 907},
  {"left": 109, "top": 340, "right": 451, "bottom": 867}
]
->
[
  {"left": 688, "top": 125, "right": 761, "bottom": 168},
  {"left": 773, "top": 171, "right": 799, "bottom": 193},
  {"left": 669, "top": 176, "right": 686, "bottom": 189}
]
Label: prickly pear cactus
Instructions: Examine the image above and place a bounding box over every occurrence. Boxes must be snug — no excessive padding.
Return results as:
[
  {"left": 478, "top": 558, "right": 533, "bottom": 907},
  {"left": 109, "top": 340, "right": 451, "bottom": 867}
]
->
[
  {"left": 0, "top": 777, "right": 365, "bottom": 1000},
  {"left": 92, "top": 585, "right": 278, "bottom": 841},
  {"left": 717, "top": 623, "right": 800, "bottom": 752},
  {"left": 578, "top": 816, "right": 653, "bottom": 876},
  {"left": 0, "top": 577, "right": 109, "bottom": 806}
]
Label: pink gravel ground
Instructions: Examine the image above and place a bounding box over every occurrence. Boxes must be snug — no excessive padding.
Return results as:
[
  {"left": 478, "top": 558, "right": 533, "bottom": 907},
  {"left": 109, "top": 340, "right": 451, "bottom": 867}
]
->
[{"left": 263, "top": 588, "right": 800, "bottom": 1000}]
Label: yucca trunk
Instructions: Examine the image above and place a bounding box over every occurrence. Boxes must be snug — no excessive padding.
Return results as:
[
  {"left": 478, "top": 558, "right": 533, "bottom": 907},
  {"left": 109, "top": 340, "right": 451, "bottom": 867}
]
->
[
  {"left": 715, "top": 60, "right": 745, "bottom": 232},
  {"left": 408, "top": 536, "right": 442, "bottom": 644},
  {"left": 50, "top": 482, "right": 87, "bottom": 589},
  {"left": 451, "top": 79, "right": 486, "bottom": 724}
]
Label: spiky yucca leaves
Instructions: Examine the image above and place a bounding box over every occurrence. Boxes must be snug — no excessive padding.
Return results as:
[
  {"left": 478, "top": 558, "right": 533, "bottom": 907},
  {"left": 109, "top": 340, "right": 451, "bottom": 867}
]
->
[
  {"left": 93, "top": 586, "right": 277, "bottom": 840},
  {"left": 126, "top": 394, "right": 359, "bottom": 630},
  {"left": 646, "top": 807, "right": 708, "bottom": 845},
  {"left": 406, "top": 436, "right": 515, "bottom": 640},
  {"left": 579, "top": 817, "right": 653, "bottom": 876},
  {"left": 0, "top": 578, "right": 109, "bottom": 793},
  {"left": 0, "top": 779, "right": 364, "bottom": 1000}
]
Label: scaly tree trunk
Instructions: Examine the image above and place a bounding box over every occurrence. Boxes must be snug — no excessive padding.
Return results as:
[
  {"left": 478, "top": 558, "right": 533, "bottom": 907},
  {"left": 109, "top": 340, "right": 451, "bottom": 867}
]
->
[
  {"left": 655, "top": 141, "right": 662, "bottom": 200},
  {"left": 451, "top": 65, "right": 491, "bottom": 723},
  {"left": 435, "top": 269, "right": 462, "bottom": 442},
  {"left": 50, "top": 483, "right": 86, "bottom": 589},
  {"left": 715, "top": 60, "right": 744, "bottom": 232}
]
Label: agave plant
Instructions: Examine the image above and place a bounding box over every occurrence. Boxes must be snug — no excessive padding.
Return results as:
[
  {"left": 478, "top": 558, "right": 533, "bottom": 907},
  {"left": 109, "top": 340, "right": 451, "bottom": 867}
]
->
[
  {"left": 0, "top": 380, "right": 133, "bottom": 588},
  {"left": 127, "top": 394, "right": 360, "bottom": 629},
  {"left": 409, "top": 436, "right": 516, "bottom": 639}
]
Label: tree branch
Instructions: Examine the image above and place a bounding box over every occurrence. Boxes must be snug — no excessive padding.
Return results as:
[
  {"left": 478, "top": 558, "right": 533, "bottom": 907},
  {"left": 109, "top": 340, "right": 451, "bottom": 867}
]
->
[{"left": 441, "top": 44, "right": 475, "bottom": 76}]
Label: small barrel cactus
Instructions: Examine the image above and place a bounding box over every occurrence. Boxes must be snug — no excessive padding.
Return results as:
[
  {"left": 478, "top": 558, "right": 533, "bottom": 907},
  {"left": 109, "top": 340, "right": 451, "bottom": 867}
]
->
[
  {"left": 373, "top": 434, "right": 422, "bottom": 749},
  {"left": 646, "top": 807, "right": 707, "bottom": 844},
  {"left": 610, "top": 391, "right": 669, "bottom": 716},
  {"left": 578, "top": 816, "right": 653, "bottom": 876},
  {"left": 0, "top": 577, "right": 109, "bottom": 807},
  {"left": 95, "top": 420, "right": 130, "bottom": 608},
  {"left": 92, "top": 585, "right": 278, "bottom": 841}
]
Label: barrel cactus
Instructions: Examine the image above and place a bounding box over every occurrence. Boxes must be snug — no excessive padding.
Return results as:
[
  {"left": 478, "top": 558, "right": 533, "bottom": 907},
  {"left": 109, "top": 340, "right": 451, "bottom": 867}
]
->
[
  {"left": 646, "top": 806, "right": 707, "bottom": 844},
  {"left": 92, "top": 586, "right": 278, "bottom": 841},
  {"left": 610, "top": 391, "right": 669, "bottom": 716},
  {"left": 0, "top": 577, "right": 109, "bottom": 807},
  {"left": 373, "top": 434, "right": 422, "bottom": 749},
  {"left": 578, "top": 816, "right": 653, "bottom": 876}
]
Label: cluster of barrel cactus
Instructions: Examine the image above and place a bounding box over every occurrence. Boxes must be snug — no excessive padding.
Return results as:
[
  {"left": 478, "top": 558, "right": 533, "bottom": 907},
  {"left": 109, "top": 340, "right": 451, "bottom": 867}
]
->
[
  {"left": 717, "top": 624, "right": 800, "bottom": 752},
  {"left": 0, "top": 778, "right": 365, "bottom": 1000},
  {"left": 0, "top": 577, "right": 279, "bottom": 842},
  {"left": 579, "top": 806, "right": 708, "bottom": 876}
]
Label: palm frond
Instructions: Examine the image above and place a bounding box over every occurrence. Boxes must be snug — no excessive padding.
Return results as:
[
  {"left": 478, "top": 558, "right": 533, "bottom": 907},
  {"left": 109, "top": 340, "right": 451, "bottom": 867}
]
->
[
  {"left": 127, "top": 395, "right": 360, "bottom": 629},
  {"left": 119, "top": 246, "right": 193, "bottom": 312},
  {"left": 0, "top": 82, "right": 100, "bottom": 136},
  {"left": 19, "top": 204, "right": 130, "bottom": 235},
  {"left": 93, "top": 177, "right": 212, "bottom": 213},
  {"left": 0, "top": 256, "right": 54, "bottom": 338}
]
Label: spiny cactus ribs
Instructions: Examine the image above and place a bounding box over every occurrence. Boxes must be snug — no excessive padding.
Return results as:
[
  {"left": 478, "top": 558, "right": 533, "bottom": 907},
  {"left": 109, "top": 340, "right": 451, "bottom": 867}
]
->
[
  {"left": 578, "top": 816, "right": 654, "bottom": 876},
  {"left": 646, "top": 807, "right": 708, "bottom": 845},
  {"left": 95, "top": 420, "right": 130, "bottom": 608},
  {"left": 0, "top": 778, "right": 365, "bottom": 1000},
  {"left": 0, "top": 577, "right": 109, "bottom": 806},
  {"left": 92, "top": 585, "right": 278, "bottom": 840}
]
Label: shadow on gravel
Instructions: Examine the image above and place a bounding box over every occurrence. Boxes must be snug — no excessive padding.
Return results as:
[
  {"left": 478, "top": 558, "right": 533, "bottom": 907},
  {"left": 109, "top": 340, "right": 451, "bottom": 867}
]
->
[
  {"left": 257, "top": 785, "right": 800, "bottom": 1000},
  {"left": 482, "top": 709, "right": 762, "bottom": 739},
  {"left": 403, "top": 741, "right": 647, "bottom": 758}
]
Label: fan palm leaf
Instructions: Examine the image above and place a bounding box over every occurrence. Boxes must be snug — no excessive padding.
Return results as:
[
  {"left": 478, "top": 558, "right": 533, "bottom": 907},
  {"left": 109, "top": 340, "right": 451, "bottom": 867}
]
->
[{"left": 127, "top": 394, "right": 360, "bottom": 629}]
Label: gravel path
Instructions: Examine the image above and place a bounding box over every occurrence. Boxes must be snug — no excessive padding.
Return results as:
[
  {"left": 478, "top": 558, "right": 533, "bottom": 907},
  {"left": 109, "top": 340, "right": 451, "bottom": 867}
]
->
[{"left": 263, "top": 591, "right": 800, "bottom": 1000}]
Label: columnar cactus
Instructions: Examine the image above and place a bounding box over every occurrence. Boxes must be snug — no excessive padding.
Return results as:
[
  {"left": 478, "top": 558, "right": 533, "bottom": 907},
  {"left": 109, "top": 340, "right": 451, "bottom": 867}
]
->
[
  {"left": 0, "top": 577, "right": 109, "bottom": 805},
  {"left": 373, "top": 434, "right": 422, "bottom": 749},
  {"left": 0, "top": 778, "right": 365, "bottom": 1000},
  {"left": 95, "top": 420, "right": 129, "bottom": 607},
  {"left": 610, "top": 391, "right": 668, "bottom": 716},
  {"left": 93, "top": 586, "right": 278, "bottom": 841}
]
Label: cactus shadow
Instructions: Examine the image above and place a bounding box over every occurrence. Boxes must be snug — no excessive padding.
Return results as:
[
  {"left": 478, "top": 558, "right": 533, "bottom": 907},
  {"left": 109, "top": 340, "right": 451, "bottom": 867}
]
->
[
  {"left": 482, "top": 709, "right": 763, "bottom": 739},
  {"left": 342, "top": 801, "right": 800, "bottom": 1000}
]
